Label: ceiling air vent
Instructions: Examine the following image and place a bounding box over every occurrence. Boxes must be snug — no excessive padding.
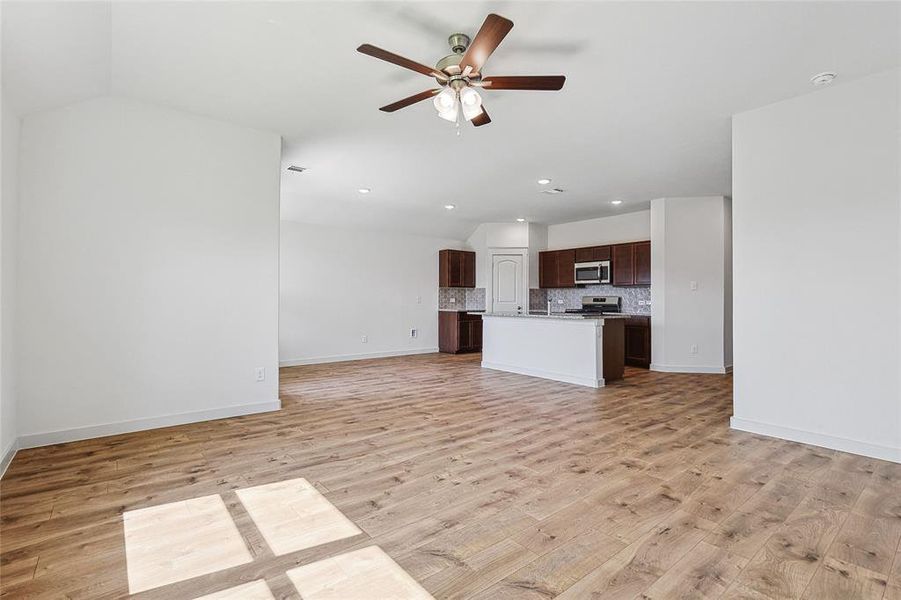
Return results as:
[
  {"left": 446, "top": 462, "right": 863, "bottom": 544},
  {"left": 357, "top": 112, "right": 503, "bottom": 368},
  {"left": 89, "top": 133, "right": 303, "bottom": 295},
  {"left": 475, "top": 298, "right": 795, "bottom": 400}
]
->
[
  {"left": 287, "top": 165, "right": 307, "bottom": 173},
  {"left": 542, "top": 187, "right": 565, "bottom": 195}
]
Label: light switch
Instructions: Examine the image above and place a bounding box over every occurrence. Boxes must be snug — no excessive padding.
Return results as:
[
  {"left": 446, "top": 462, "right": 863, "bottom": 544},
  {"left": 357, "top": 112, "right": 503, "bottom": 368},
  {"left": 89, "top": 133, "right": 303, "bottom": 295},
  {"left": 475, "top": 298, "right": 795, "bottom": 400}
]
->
[{"left": 690, "top": 281, "right": 698, "bottom": 291}]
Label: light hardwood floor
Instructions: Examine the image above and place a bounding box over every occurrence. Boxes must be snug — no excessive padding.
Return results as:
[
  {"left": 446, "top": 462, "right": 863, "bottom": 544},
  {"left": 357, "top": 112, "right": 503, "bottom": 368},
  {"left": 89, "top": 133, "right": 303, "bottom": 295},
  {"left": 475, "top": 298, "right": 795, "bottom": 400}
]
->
[{"left": 1, "top": 353, "right": 900, "bottom": 599}]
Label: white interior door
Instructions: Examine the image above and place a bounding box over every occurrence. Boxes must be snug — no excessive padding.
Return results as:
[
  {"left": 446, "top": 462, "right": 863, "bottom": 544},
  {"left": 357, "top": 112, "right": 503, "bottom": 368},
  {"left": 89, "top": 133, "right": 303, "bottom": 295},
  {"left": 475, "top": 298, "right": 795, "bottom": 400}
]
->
[{"left": 492, "top": 254, "right": 524, "bottom": 313}]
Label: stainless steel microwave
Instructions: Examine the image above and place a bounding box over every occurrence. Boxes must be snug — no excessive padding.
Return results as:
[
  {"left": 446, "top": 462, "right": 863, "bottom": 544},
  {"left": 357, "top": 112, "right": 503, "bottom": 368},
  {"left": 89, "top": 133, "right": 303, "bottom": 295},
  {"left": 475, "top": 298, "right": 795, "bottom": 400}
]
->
[{"left": 574, "top": 260, "right": 610, "bottom": 285}]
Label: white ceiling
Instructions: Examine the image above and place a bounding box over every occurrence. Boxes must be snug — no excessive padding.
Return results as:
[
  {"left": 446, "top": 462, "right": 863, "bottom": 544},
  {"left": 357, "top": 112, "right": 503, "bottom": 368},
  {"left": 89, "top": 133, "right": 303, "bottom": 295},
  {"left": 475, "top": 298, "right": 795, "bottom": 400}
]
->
[{"left": 3, "top": 1, "right": 899, "bottom": 239}]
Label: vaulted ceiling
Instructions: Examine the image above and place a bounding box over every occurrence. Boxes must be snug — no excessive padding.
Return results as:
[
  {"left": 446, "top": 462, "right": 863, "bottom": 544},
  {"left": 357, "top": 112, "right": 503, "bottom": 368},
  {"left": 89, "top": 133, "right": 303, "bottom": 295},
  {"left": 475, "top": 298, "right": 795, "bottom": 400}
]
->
[{"left": 4, "top": 1, "right": 899, "bottom": 239}]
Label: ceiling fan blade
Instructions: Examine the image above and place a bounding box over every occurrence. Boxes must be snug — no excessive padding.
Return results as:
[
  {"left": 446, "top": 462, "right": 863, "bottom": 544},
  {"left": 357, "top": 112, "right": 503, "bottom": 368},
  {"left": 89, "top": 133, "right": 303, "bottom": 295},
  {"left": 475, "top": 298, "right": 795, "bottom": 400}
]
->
[
  {"left": 459, "top": 14, "right": 513, "bottom": 74},
  {"left": 471, "top": 107, "right": 491, "bottom": 127},
  {"left": 481, "top": 75, "right": 566, "bottom": 91},
  {"left": 357, "top": 44, "right": 446, "bottom": 80},
  {"left": 379, "top": 89, "right": 441, "bottom": 112}
]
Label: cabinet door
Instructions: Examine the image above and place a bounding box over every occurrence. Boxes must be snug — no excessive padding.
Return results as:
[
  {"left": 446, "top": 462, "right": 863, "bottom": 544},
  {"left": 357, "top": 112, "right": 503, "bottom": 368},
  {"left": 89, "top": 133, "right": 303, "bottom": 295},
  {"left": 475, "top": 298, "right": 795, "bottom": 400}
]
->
[
  {"left": 633, "top": 241, "right": 651, "bottom": 285},
  {"left": 539, "top": 251, "right": 558, "bottom": 288},
  {"left": 470, "top": 319, "right": 483, "bottom": 351},
  {"left": 458, "top": 320, "right": 472, "bottom": 350},
  {"left": 624, "top": 321, "right": 651, "bottom": 368},
  {"left": 438, "top": 312, "right": 458, "bottom": 353},
  {"left": 593, "top": 245, "right": 612, "bottom": 261},
  {"left": 439, "top": 250, "right": 450, "bottom": 287},
  {"left": 462, "top": 251, "right": 476, "bottom": 288},
  {"left": 556, "top": 249, "right": 576, "bottom": 287},
  {"left": 449, "top": 252, "right": 463, "bottom": 287},
  {"left": 612, "top": 244, "right": 635, "bottom": 286},
  {"left": 574, "top": 247, "right": 595, "bottom": 262}
]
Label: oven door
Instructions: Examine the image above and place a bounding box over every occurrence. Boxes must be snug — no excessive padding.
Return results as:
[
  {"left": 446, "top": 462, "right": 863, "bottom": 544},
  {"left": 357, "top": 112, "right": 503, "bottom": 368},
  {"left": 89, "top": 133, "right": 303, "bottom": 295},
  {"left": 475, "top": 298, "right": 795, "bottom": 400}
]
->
[{"left": 574, "top": 262, "right": 601, "bottom": 284}]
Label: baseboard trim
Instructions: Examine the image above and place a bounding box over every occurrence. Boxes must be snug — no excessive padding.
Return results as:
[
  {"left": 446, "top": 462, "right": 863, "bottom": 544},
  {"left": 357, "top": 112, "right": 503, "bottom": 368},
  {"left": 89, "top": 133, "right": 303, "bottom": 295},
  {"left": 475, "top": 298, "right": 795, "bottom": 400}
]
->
[
  {"left": 481, "top": 361, "right": 603, "bottom": 388},
  {"left": 0, "top": 439, "right": 19, "bottom": 479},
  {"left": 650, "top": 363, "right": 730, "bottom": 374},
  {"left": 280, "top": 347, "right": 438, "bottom": 367},
  {"left": 17, "top": 399, "right": 282, "bottom": 450},
  {"left": 730, "top": 416, "right": 901, "bottom": 463}
]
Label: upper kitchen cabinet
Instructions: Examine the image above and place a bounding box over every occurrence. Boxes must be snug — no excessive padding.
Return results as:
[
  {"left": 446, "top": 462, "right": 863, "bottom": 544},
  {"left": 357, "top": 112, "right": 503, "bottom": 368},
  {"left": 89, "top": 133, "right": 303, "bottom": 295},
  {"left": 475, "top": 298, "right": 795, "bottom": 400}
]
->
[
  {"left": 541, "top": 241, "right": 649, "bottom": 288},
  {"left": 556, "top": 249, "right": 576, "bottom": 287},
  {"left": 539, "top": 249, "right": 576, "bottom": 288},
  {"left": 633, "top": 241, "right": 651, "bottom": 285},
  {"left": 439, "top": 249, "right": 476, "bottom": 288},
  {"left": 574, "top": 245, "right": 612, "bottom": 262},
  {"left": 612, "top": 241, "right": 651, "bottom": 286}
]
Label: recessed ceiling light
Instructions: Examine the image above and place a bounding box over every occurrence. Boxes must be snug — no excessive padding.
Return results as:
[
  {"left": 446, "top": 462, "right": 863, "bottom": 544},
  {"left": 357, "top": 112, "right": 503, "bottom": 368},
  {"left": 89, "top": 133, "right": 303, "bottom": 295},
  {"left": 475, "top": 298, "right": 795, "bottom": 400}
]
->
[
  {"left": 537, "top": 178, "right": 552, "bottom": 185},
  {"left": 810, "top": 71, "right": 836, "bottom": 86},
  {"left": 611, "top": 200, "right": 623, "bottom": 205},
  {"left": 444, "top": 204, "right": 456, "bottom": 210},
  {"left": 357, "top": 188, "right": 371, "bottom": 194},
  {"left": 542, "top": 188, "right": 565, "bottom": 195},
  {"left": 516, "top": 218, "right": 526, "bottom": 222}
]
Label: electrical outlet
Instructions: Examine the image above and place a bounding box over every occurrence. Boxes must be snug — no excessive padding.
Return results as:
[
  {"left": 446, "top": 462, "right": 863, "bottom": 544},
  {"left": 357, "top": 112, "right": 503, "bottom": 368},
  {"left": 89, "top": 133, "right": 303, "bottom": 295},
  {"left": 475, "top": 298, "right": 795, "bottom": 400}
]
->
[
  {"left": 361, "top": 335, "right": 368, "bottom": 343},
  {"left": 690, "top": 344, "right": 698, "bottom": 355},
  {"left": 255, "top": 367, "right": 265, "bottom": 382},
  {"left": 416, "top": 295, "right": 422, "bottom": 304},
  {"left": 557, "top": 299, "right": 564, "bottom": 304},
  {"left": 449, "top": 297, "right": 456, "bottom": 304},
  {"left": 690, "top": 280, "right": 699, "bottom": 291},
  {"left": 638, "top": 300, "right": 646, "bottom": 306},
  {"left": 410, "top": 328, "right": 417, "bottom": 338}
]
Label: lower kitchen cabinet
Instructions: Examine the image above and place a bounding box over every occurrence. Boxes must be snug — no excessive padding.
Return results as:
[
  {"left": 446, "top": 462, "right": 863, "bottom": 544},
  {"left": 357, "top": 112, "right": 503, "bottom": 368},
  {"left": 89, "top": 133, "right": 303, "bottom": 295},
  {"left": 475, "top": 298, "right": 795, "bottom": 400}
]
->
[
  {"left": 624, "top": 316, "right": 651, "bottom": 368},
  {"left": 439, "top": 312, "right": 483, "bottom": 354}
]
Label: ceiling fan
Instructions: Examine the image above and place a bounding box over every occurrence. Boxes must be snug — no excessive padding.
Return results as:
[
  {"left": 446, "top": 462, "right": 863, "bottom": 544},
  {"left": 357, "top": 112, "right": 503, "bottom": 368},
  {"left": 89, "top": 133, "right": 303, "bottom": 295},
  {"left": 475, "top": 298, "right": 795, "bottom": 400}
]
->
[{"left": 357, "top": 13, "right": 565, "bottom": 127}]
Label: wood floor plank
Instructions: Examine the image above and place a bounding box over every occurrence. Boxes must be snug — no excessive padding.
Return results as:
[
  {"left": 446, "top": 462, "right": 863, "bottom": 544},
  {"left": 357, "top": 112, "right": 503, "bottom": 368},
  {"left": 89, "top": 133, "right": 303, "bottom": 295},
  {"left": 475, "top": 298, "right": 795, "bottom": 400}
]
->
[
  {"left": 639, "top": 540, "right": 748, "bottom": 599},
  {"left": 801, "top": 556, "right": 888, "bottom": 600}
]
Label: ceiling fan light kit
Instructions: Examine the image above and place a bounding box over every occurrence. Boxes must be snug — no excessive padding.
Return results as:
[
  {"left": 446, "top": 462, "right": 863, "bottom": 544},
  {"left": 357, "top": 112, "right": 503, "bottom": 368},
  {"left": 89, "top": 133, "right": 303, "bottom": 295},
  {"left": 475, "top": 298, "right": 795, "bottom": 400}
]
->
[{"left": 357, "top": 14, "right": 565, "bottom": 128}]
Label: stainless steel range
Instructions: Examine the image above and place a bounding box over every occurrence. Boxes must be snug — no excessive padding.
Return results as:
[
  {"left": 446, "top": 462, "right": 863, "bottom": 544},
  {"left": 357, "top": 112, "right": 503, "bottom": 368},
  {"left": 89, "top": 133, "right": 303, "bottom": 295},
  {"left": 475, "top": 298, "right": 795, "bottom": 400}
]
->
[{"left": 564, "top": 295, "right": 622, "bottom": 315}]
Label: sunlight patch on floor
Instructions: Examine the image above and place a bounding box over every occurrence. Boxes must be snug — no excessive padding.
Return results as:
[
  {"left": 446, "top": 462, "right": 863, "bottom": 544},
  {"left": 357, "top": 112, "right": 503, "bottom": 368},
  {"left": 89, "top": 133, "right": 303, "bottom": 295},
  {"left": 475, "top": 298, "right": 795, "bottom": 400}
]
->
[
  {"left": 286, "top": 546, "right": 434, "bottom": 600},
  {"left": 123, "top": 495, "right": 252, "bottom": 593}
]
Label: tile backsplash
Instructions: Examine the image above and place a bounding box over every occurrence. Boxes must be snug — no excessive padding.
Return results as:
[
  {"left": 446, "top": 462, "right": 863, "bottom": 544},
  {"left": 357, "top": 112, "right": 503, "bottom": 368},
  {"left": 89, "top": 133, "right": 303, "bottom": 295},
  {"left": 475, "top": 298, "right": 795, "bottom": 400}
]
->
[
  {"left": 439, "top": 287, "right": 486, "bottom": 311},
  {"left": 529, "top": 285, "right": 651, "bottom": 315}
]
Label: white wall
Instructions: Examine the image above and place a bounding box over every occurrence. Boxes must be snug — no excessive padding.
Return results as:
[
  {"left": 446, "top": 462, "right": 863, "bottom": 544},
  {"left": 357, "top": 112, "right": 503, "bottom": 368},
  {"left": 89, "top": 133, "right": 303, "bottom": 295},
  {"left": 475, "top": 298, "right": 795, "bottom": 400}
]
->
[
  {"left": 732, "top": 68, "right": 900, "bottom": 462},
  {"left": 527, "top": 222, "right": 548, "bottom": 289},
  {"left": 467, "top": 222, "right": 533, "bottom": 312},
  {"left": 16, "top": 96, "right": 281, "bottom": 447},
  {"left": 1, "top": 95, "right": 20, "bottom": 469},
  {"left": 650, "top": 196, "right": 731, "bottom": 374},
  {"left": 547, "top": 210, "right": 650, "bottom": 249},
  {"left": 279, "top": 221, "right": 465, "bottom": 365}
]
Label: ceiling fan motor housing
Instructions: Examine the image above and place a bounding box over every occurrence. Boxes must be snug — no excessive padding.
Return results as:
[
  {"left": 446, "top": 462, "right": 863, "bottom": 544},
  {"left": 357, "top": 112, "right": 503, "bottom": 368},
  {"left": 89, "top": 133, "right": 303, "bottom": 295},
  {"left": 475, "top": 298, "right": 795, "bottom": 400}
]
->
[{"left": 447, "top": 33, "right": 470, "bottom": 54}]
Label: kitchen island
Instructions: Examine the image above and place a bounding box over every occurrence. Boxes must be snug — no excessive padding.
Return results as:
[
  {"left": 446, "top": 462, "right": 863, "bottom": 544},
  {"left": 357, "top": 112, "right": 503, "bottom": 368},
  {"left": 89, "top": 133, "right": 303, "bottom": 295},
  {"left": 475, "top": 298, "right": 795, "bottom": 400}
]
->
[{"left": 480, "top": 312, "right": 625, "bottom": 388}]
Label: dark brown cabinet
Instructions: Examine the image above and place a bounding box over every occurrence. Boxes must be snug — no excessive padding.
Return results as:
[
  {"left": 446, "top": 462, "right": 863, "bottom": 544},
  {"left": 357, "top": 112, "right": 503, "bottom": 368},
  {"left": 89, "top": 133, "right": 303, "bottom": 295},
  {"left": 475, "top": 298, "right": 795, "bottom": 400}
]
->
[
  {"left": 612, "top": 241, "right": 651, "bottom": 287},
  {"left": 439, "top": 249, "right": 476, "bottom": 288},
  {"left": 541, "top": 241, "right": 649, "bottom": 288},
  {"left": 539, "top": 251, "right": 557, "bottom": 288},
  {"left": 624, "top": 316, "right": 651, "bottom": 368},
  {"left": 538, "top": 249, "right": 576, "bottom": 288},
  {"left": 556, "top": 249, "right": 575, "bottom": 287},
  {"left": 633, "top": 241, "right": 651, "bottom": 285},
  {"left": 439, "top": 312, "right": 482, "bottom": 353},
  {"left": 612, "top": 243, "right": 634, "bottom": 286},
  {"left": 574, "top": 245, "right": 611, "bottom": 262}
]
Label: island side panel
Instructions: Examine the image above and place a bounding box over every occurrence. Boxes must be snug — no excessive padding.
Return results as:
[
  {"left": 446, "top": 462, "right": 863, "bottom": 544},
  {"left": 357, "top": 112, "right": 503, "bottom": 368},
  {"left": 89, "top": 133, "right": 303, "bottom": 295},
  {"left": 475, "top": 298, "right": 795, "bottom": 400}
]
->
[
  {"left": 602, "top": 318, "right": 625, "bottom": 382},
  {"left": 481, "top": 316, "right": 604, "bottom": 388}
]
